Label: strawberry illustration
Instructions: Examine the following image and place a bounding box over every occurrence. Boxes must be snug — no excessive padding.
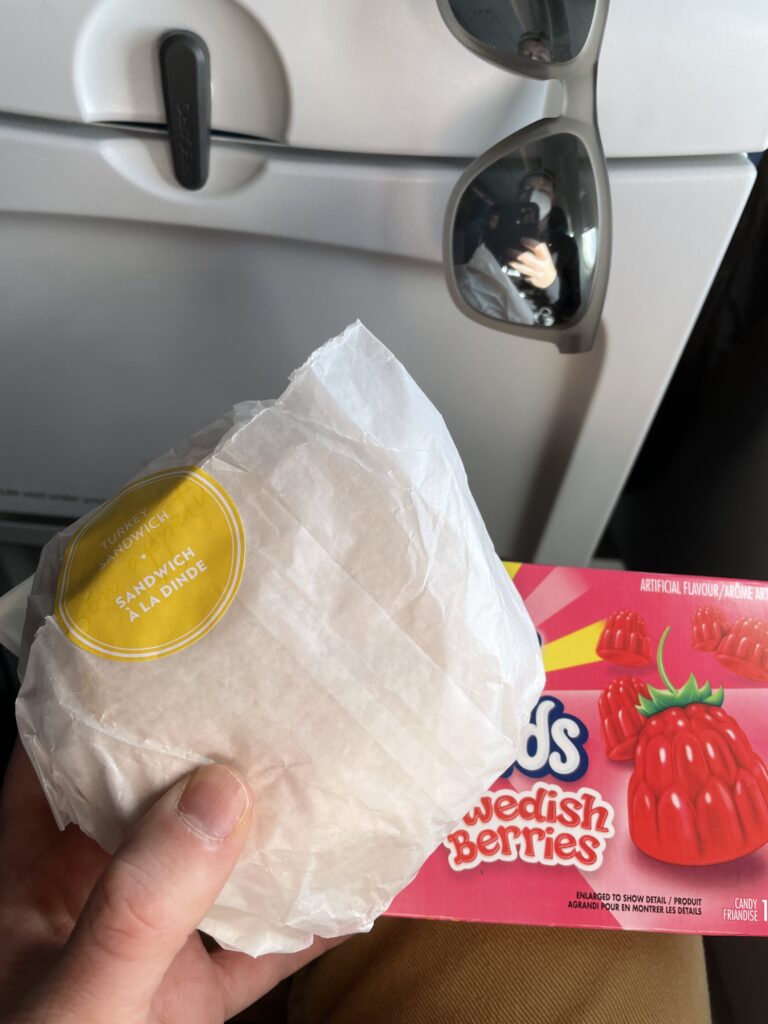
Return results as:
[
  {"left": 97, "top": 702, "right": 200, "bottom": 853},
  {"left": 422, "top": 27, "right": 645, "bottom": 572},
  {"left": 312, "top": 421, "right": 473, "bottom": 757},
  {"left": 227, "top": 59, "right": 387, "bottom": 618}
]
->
[
  {"left": 628, "top": 628, "right": 768, "bottom": 866},
  {"left": 596, "top": 611, "right": 651, "bottom": 667},
  {"left": 692, "top": 606, "right": 729, "bottom": 652},
  {"left": 716, "top": 618, "right": 768, "bottom": 682},
  {"left": 598, "top": 677, "right": 650, "bottom": 761}
]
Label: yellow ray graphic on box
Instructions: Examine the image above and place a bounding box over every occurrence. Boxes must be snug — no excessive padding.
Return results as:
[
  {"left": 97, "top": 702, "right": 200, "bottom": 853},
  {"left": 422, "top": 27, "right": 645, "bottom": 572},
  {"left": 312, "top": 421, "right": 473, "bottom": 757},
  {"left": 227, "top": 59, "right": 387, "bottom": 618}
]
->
[
  {"left": 504, "top": 561, "right": 522, "bottom": 581},
  {"left": 542, "top": 620, "right": 606, "bottom": 673}
]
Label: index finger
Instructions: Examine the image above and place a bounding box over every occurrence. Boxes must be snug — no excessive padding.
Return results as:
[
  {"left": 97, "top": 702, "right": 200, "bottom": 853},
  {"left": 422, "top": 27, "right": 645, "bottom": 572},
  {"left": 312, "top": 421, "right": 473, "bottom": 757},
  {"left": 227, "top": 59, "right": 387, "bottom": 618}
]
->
[
  {"left": 212, "top": 936, "right": 348, "bottom": 1019},
  {"left": 0, "top": 741, "right": 51, "bottom": 820},
  {"left": 521, "top": 238, "right": 547, "bottom": 255}
]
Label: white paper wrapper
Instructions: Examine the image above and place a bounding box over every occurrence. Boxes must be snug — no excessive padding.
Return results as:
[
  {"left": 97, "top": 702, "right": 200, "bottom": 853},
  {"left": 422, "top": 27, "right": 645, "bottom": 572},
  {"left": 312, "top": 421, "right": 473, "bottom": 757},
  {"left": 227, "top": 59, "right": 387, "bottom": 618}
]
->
[
  {"left": 15, "top": 322, "right": 544, "bottom": 957},
  {"left": 0, "top": 576, "right": 31, "bottom": 657}
]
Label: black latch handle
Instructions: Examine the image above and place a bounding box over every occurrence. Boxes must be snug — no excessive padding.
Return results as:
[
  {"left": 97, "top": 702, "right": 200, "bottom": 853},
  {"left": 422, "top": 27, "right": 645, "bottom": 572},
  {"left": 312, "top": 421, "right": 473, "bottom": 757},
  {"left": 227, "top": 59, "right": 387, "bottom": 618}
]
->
[{"left": 159, "top": 31, "right": 211, "bottom": 190}]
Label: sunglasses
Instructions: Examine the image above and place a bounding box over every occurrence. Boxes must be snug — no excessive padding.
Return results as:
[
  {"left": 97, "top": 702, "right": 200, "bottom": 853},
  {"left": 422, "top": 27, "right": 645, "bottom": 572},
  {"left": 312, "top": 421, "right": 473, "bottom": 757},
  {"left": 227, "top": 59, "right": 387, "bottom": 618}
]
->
[{"left": 438, "top": 0, "right": 610, "bottom": 354}]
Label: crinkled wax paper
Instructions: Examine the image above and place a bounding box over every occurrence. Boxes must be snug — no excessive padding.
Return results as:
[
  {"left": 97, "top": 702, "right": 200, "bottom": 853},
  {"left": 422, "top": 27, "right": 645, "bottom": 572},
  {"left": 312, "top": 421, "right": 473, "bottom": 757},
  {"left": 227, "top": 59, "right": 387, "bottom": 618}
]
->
[{"left": 15, "top": 321, "right": 545, "bottom": 957}]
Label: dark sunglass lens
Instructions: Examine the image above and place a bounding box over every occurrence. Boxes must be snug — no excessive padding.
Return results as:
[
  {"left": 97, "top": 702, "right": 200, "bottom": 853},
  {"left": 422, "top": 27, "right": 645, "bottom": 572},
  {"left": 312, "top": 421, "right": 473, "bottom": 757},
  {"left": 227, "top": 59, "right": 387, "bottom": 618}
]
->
[{"left": 446, "top": 0, "right": 596, "bottom": 64}]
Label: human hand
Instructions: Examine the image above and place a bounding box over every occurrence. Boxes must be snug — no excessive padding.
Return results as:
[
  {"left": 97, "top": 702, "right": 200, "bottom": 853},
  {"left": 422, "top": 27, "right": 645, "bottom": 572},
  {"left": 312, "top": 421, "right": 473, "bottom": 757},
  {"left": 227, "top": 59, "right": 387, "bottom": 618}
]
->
[
  {"left": 508, "top": 239, "right": 557, "bottom": 290},
  {"left": 0, "top": 743, "right": 337, "bottom": 1023}
]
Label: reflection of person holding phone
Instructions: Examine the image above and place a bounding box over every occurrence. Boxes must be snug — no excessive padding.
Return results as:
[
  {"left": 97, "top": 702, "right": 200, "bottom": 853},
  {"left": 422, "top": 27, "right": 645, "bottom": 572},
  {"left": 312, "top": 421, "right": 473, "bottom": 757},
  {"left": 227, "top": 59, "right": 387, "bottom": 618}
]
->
[
  {"left": 454, "top": 234, "right": 537, "bottom": 326},
  {"left": 488, "top": 170, "right": 581, "bottom": 325},
  {"left": 454, "top": 201, "right": 537, "bottom": 325}
]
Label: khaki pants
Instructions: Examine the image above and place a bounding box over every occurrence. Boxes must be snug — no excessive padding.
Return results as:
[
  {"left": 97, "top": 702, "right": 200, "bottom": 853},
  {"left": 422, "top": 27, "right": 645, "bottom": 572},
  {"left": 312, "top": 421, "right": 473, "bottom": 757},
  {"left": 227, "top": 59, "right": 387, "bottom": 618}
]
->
[{"left": 240, "top": 920, "right": 712, "bottom": 1023}]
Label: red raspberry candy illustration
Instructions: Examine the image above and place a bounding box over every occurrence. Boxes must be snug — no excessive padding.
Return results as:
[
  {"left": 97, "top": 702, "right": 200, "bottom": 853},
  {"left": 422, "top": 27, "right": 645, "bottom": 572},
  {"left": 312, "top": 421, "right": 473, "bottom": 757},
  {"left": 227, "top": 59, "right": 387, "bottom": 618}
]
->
[
  {"left": 692, "top": 606, "right": 729, "bottom": 652},
  {"left": 629, "top": 628, "right": 768, "bottom": 866},
  {"left": 597, "top": 611, "right": 651, "bottom": 667},
  {"left": 598, "top": 677, "right": 650, "bottom": 761},
  {"left": 716, "top": 619, "right": 768, "bottom": 682}
]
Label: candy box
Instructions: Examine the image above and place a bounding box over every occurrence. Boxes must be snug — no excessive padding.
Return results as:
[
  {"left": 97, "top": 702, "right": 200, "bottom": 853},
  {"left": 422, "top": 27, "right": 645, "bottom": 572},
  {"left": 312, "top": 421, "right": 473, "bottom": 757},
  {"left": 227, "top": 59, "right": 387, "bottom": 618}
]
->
[{"left": 390, "top": 563, "right": 768, "bottom": 937}]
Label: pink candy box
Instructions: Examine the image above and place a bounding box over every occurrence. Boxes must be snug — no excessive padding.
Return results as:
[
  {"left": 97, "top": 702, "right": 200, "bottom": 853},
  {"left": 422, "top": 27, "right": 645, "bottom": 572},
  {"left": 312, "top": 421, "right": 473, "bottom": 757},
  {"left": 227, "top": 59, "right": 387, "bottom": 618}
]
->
[{"left": 389, "top": 563, "right": 768, "bottom": 936}]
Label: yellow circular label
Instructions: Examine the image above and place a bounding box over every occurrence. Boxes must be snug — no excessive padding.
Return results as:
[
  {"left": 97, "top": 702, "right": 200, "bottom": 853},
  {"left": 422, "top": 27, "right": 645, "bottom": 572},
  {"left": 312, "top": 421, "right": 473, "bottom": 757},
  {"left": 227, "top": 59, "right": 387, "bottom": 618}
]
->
[{"left": 55, "top": 467, "right": 245, "bottom": 661}]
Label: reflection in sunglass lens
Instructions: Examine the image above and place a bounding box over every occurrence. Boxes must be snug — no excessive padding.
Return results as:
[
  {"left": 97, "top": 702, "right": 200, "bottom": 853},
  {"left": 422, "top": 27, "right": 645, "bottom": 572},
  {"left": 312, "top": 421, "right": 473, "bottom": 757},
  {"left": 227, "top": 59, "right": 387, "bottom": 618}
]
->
[
  {"left": 452, "top": 133, "right": 598, "bottom": 330},
  {"left": 446, "top": 0, "right": 596, "bottom": 64}
]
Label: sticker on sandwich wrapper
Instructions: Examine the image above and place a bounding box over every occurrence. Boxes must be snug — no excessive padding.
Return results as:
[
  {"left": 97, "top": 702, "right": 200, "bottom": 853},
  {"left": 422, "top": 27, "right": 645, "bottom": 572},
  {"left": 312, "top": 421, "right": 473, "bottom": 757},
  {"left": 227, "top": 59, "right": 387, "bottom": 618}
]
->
[{"left": 54, "top": 467, "right": 245, "bottom": 660}]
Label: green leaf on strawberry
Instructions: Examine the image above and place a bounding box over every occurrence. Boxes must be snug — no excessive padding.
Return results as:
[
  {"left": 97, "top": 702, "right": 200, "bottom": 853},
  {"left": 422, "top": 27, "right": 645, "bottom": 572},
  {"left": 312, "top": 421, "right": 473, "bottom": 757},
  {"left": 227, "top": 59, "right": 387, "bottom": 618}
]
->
[{"left": 636, "top": 626, "right": 725, "bottom": 718}]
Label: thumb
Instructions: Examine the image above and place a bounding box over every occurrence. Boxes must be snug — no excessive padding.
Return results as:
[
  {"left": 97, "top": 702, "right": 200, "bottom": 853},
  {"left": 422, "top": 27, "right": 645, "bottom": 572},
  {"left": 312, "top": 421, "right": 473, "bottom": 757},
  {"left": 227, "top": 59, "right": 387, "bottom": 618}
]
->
[{"left": 59, "top": 764, "right": 252, "bottom": 1018}]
